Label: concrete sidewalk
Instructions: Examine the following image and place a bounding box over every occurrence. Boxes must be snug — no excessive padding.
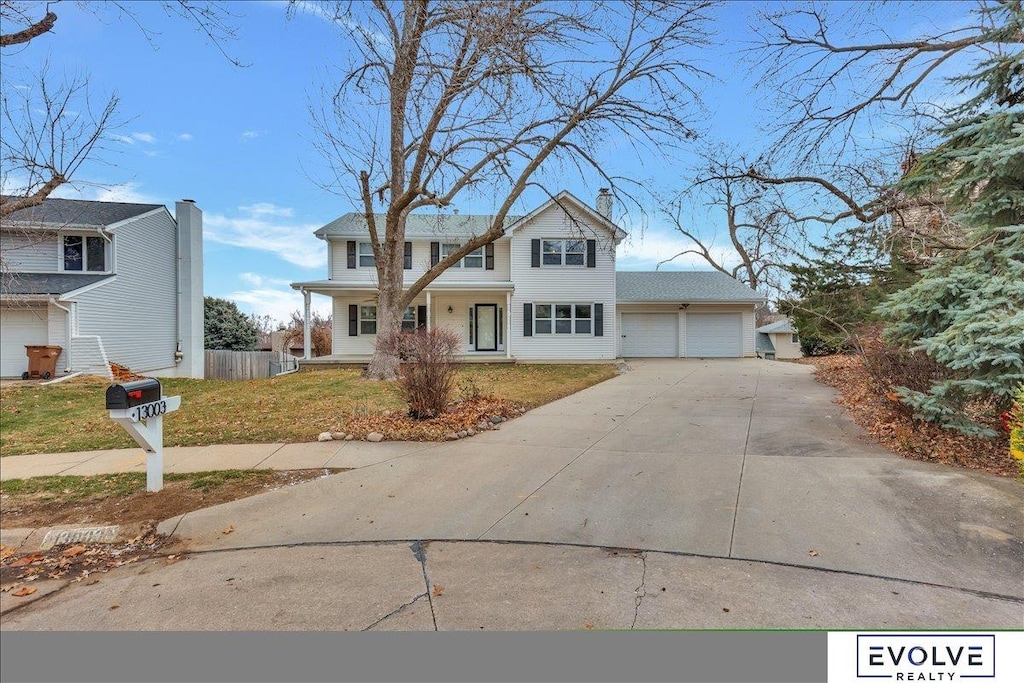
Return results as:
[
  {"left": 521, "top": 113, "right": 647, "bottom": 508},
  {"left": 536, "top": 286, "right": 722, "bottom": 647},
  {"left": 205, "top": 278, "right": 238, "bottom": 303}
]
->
[{"left": 0, "top": 439, "right": 443, "bottom": 480}]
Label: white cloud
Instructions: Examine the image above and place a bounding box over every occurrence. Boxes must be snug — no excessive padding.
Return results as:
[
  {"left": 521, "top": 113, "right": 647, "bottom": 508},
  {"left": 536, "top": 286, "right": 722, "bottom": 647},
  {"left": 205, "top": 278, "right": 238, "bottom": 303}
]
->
[
  {"left": 53, "top": 181, "right": 161, "bottom": 205},
  {"left": 240, "top": 130, "right": 262, "bottom": 140},
  {"left": 177, "top": 133, "right": 194, "bottom": 142},
  {"left": 227, "top": 286, "right": 332, "bottom": 326},
  {"left": 111, "top": 132, "right": 156, "bottom": 145},
  {"left": 239, "top": 272, "right": 293, "bottom": 288},
  {"left": 131, "top": 132, "right": 156, "bottom": 144},
  {"left": 204, "top": 203, "right": 326, "bottom": 269},
  {"left": 616, "top": 228, "right": 737, "bottom": 271}
]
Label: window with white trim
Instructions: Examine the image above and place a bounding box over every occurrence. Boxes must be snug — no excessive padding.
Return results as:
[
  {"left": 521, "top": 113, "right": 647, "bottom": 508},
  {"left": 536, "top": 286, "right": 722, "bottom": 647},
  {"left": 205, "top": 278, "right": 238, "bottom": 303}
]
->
[
  {"left": 402, "top": 306, "right": 417, "bottom": 331},
  {"left": 541, "top": 239, "right": 584, "bottom": 267},
  {"left": 441, "top": 243, "right": 484, "bottom": 268},
  {"left": 360, "top": 305, "right": 377, "bottom": 334},
  {"left": 63, "top": 235, "right": 107, "bottom": 272},
  {"left": 535, "top": 303, "right": 592, "bottom": 335},
  {"left": 791, "top": 333, "right": 799, "bottom": 343},
  {"left": 358, "top": 242, "right": 375, "bottom": 267}
]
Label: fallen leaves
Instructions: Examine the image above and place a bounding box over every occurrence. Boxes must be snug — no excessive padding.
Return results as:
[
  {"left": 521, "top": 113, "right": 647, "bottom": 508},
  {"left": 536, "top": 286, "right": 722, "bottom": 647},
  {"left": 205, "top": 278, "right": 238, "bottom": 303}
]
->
[
  {"left": 222, "top": 525, "right": 234, "bottom": 535},
  {"left": 808, "top": 550, "right": 820, "bottom": 557},
  {"left": 339, "top": 397, "right": 524, "bottom": 442},
  {"left": 12, "top": 586, "right": 37, "bottom": 597},
  {"left": 62, "top": 546, "right": 87, "bottom": 558},
  {"left": 0, "top": 526, "right": 166, "bottom": 584},
  {"left": 432, "top": 584, "right": 445, "bottom": 597},
  {"left": 806, "top": 356, "right": 1016, "bottom": 477}
]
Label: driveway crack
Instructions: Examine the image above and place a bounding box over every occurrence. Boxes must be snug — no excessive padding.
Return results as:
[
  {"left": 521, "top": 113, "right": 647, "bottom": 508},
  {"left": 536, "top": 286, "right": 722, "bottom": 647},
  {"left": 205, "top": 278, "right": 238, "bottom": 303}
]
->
[
  {"left": 728, "top": 366, "right": 761, "bottom": 558},
  {"left": 362, "top": 592, "right": 429, "bottom": 631},
  {"left": 409, "top": 541, "right": 438, "bottom": 631},
  {"left": 631, "top": 551, "right": 647, "bottom": 630}
]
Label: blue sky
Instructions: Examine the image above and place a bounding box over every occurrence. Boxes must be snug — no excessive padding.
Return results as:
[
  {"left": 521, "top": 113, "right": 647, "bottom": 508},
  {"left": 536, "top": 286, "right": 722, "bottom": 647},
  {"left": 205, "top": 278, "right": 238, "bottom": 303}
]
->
[{"left": 3, "top": 0, "right": 969, "bottom": 322}]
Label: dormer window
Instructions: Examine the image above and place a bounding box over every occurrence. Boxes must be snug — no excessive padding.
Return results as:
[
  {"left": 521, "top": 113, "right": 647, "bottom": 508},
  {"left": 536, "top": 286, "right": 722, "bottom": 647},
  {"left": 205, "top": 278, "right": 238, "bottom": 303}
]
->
[{"left": 63, "top": 235, "right": 107, "bottom": 272}]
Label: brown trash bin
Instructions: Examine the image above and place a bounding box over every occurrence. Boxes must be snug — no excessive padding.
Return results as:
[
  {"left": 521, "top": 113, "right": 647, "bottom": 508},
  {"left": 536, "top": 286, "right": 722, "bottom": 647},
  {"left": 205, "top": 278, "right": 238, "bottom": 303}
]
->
[{"left": 24, "top": 345, "right": 62, "bottom": 380}]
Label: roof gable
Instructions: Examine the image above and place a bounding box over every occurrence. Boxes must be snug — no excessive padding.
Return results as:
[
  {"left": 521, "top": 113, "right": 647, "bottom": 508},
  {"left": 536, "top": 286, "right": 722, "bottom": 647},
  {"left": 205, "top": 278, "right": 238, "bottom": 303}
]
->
[
  {"left": 1, "top": 198, "right": 165, "bottom": 229},
  {"left": 755, "top": 318, "right": 796, "bottom": 334},
  {"left": 508, "top": 191, "right": 626, "bottom": 242}
]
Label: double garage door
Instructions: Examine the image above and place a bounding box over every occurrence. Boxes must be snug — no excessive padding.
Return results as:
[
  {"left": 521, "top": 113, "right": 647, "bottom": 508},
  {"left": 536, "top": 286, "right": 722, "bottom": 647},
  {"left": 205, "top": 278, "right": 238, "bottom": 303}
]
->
[
  {"left": 0, "top": 307, "right": 48, "bottom": 377},
  {"left": 620, "top": 312, "right": 743, "bottom": 358}
]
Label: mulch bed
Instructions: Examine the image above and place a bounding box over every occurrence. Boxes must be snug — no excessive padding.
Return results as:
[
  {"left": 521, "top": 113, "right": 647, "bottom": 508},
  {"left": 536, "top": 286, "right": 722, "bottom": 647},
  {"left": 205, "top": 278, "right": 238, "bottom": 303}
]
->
[
  {"left": 805, "top": 355, "right": 1019, "bottom": 478},
  {"left": 338, "top": 396, "right": 525, "bottom": 441}
]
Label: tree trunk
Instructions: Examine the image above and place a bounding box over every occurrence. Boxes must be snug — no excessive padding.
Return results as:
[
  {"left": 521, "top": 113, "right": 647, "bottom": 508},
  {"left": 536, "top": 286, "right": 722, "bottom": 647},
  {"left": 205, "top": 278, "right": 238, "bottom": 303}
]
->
[{"left": 364, "top": 241, "right": 405, "bottom": 380}]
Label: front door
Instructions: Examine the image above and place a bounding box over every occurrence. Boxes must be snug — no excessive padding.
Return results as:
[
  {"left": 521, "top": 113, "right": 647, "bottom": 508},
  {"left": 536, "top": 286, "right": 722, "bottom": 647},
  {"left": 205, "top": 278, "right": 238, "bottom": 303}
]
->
[{"left": 475, "top": 304, "right": 497, "bottom": 351}]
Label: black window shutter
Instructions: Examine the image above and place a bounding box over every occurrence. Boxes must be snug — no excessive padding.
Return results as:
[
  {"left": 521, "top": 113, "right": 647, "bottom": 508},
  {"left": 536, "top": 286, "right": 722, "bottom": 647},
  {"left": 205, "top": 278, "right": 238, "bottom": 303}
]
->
[
  {"left": 523, "top": 303, "right": 533, "bottom": 337},
  {"left": 347, "top": 241, "right": 356, "bottom": 269},
  {"left": 594, "top": 303, "right": 603, "bottom": 337},
  {"left": 586, "top": 239, "right": 596, "bottom": 268},
  {"left": 404, "top": 242, "right": 412, "bottom": 269},
  {"left": 348, "top": 304, "right": 358, "bottom": 336},
  {"left": 417, "top": 305, "right": 427, "bottom": 329},
  {"left": 430, "top": 241, "right": 440, "bottom": 267},
  {"left": 531, "top": 239, "right": 540, "bottom": 268},
  {"left": 485, "top": 242, "right": 494, "bottom": 270}
]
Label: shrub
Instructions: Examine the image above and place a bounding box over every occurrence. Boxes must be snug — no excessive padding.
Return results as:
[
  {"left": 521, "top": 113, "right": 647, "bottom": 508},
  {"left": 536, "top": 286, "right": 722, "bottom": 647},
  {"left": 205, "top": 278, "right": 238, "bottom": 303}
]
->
[
  {"left": 375, "top": 328, "right": 462, "bottom": 419},
  {"left": 1009, "top": 383, "right": 1024, "bottom": 461}
]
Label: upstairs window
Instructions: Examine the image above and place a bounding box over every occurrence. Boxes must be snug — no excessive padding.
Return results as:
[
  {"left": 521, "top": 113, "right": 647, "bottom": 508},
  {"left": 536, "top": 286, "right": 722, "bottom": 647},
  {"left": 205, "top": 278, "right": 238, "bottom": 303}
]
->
[
  {"left": 63, "top": 235, "right": 107, "bottom": 272},
  {"left": 358, "top": 242, "right": 375, "bottom": 267},
  {"left": 440, "top": 243, "right": 484, "bottom": 268},
  {"left": 541, "top": 239, "right": 584, "bottom": 266}
]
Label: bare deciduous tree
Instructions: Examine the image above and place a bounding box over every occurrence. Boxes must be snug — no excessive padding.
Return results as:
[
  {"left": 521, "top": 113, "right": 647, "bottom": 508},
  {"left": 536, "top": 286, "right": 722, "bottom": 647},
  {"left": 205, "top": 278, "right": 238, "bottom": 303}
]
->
[{"left": 303, "top": 0, "right": 715, "bottom": 378}]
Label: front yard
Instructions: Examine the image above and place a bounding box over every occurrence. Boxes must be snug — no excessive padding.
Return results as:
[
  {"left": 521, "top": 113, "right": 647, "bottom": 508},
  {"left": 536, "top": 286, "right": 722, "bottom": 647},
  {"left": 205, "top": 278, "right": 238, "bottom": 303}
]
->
[{"left": 0, "top": 364, "right": 619, "bottom": 456}]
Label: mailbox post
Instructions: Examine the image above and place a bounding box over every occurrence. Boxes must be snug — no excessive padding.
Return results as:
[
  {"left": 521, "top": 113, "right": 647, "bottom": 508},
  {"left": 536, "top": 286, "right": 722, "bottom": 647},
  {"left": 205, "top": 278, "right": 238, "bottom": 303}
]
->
[{"left": 106, "top": 379, "right": 181, "bottom": 492}]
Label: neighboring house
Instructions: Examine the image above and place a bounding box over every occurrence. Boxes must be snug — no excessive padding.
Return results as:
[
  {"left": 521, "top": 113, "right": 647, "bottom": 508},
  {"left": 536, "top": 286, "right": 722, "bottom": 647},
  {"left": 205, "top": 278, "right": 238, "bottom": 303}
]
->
[
  {"left": 292, "top": 190, "right": 766, "bottom": 361},
  {"left": 0, "top": 198, "right": 204, "bottom": 379},
  {"left": 755, "top": 318, "right": 803, "bottom": 360}
]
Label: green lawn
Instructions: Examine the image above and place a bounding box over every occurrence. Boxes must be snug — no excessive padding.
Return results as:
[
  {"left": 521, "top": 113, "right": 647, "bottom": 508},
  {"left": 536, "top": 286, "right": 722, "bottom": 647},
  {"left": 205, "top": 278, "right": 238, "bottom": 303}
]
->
[{"left": 0, "top": 364, "right": 618, "bottom": 456}]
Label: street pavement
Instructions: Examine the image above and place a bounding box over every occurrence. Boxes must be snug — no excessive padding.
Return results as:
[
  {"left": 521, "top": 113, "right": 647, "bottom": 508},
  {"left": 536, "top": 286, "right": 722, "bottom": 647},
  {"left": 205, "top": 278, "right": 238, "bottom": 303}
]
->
[{"left": 2, "top": 360, "right": 1022, "bottom": 630}]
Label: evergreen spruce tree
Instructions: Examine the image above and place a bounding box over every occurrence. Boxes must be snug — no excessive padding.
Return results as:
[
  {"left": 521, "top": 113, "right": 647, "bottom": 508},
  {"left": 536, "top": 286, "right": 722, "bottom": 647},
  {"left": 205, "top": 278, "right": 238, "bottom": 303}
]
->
[
  {"left": 877, "top": 2, "right": 1024, "bottom": 436},
  {"left": 204, "top": 297, "right": 260, "bottom": 351}
]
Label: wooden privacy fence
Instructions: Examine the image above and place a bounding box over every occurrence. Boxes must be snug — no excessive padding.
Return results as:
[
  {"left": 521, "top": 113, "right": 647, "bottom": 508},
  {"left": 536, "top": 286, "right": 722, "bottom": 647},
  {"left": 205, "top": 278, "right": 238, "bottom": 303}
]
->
[{"left": 204, "top": 350, "right": 296, "bottom": 380}]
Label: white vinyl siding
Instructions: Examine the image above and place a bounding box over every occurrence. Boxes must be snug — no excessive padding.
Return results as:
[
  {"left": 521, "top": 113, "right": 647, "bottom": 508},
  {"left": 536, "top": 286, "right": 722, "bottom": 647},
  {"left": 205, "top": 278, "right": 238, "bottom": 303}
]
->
[
  {"left": 510, "top": 204, "right": 616, "bottom": 360},
  {"left": 620, "top": 313, "right": 678, "bottom": 357},
  {"left": 0, "top": 231, "right": 59, "bottom": 272},
  {"left": 67, "top": 210, "right": 179, "bottom": 373},
  {"left": 685, "top": 313, "right": 743, "bottom": 358},
  {"left": 328, "top": 238, "right": 511, "bottom": 283}
]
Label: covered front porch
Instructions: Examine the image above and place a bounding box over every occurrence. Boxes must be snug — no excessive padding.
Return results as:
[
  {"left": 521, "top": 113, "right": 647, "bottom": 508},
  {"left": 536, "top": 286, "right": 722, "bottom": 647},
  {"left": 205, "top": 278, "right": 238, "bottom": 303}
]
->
[{"left": 291, "top": 280, "right": 516, "bottom": 362}]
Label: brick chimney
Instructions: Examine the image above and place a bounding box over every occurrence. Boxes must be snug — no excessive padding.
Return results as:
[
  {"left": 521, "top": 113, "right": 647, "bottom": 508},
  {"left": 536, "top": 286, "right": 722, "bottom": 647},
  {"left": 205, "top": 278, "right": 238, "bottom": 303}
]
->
[
  {"left": 596, "top": 187, "right": 612, "bottom": 220},
  {"left": 175, "top": 199, "right": 204, "bottom": 378}
]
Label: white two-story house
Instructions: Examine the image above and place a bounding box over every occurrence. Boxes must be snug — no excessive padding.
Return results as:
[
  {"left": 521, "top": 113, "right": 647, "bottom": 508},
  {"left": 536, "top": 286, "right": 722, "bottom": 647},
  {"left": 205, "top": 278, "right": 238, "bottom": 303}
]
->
[
  {"left": 0, "top": 198, "right": 204, "bottom": 379},
  {"left": 293, "top": 189, "right": 765, "bottom": 362}
]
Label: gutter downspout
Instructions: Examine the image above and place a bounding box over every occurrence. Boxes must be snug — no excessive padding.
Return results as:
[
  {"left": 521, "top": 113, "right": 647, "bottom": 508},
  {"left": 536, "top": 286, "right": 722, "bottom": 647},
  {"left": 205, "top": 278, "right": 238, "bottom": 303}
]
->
[
  {"left": 49, "top": 297, "right": 73, "bottom": 373},
  {"left": 302, "top": 288, "right": 311, "bottom": 360}
]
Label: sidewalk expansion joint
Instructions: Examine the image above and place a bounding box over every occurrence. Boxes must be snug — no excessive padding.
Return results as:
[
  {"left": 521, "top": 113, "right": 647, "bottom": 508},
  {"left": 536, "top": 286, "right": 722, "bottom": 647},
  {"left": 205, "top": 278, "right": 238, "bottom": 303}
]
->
[
  {"left": 409, "top": 540, "right": 438, "bottom": 631},
  {"left": 631, "top": 551, "right": 647, "bottom": 630}
]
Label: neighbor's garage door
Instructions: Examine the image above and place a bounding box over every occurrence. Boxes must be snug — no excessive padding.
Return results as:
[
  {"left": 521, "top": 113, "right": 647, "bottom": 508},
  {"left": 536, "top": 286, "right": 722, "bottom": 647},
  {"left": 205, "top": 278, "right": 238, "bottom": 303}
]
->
[
  {"left": 621, "top": 313, "right": 678, "bottom": 357},
  {"left": 685, "top": 313, "right": 743, "bottom": 358},
  {"left": 0, "top": 307, "right": 48, "bottom": 377}
]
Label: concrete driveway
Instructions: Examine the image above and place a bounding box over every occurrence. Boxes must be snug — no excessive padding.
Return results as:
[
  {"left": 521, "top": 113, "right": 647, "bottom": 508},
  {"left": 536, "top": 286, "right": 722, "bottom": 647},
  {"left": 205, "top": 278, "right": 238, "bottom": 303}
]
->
[{"left": 4, "top": 360, "right": 1021, "bottom": 629}]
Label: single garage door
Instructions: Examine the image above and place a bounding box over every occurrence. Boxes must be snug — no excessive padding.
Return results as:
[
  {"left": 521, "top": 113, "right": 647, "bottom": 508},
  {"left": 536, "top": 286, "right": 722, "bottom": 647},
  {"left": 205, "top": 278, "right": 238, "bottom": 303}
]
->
[
  {"left": 621, "top": 313, "right": 678, "bottom": 357},
  {"left": 685, "top": 313, "right": 743, "bottom": 358},
  {"left": 1, "top": 306, "right": 48, "bottom": 377}
]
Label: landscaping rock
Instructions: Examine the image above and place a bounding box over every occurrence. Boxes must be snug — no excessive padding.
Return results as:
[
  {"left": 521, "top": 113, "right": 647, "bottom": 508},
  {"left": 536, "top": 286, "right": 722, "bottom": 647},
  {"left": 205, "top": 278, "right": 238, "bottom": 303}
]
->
[
  {"left": 331, "top": 431, "right": 347, "bottom": 440},
  {"left": 457, "top": 431, "right": 468, "bottom": 439},
  {"left": 467, "top": 428, "right": 476, "bottom": 436},
  {"left": 490, "top": 416, "right": 503, "bottom": 424},
  {"left": 446, "top": 433, "right": 459, "bottom": 441},
  {"left": 476, "top": 421, "right": 489, "bottom": 431},
  {"left": 344, "top": 434, "right": 355, "bottom": 441},
  {"left": 366, "top": 432, "right": 385, "bottom": 443},
  {"left": 317, "top": 432, "right": 333, "bottom": 442}
]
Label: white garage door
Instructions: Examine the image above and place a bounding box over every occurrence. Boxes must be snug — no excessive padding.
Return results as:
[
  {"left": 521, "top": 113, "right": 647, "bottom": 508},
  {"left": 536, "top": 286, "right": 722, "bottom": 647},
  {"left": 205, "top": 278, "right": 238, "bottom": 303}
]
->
[
  {"left": 1, "top": 307, "right": 48, "bottom": 377},
  {"left": 621, "top": 313, "right": 678, "bottom": 357},
  {"left": 685, "top": 313, "right": 743, "bottom": 358}
]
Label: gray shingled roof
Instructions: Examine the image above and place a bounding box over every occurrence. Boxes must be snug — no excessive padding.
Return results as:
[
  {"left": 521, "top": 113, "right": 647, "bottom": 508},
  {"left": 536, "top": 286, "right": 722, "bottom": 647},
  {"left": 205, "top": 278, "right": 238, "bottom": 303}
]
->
[
  {"left": 756, "top": 318, "right": 796, "bottom": 334},
  {"left": 756, "top": 333, "right": 776, "bottom": 354},
  {"left": 1, "top": 273, "right": 113, "bottom": 296},
  {"left": 616, "top": 271, "right": 764, "bottom": 302},
  {"left": 316, "top": 213, "right": 521, "bottom": 239},
  {"left": 1, "top": 198, "right": 164, "bottom": 229}
]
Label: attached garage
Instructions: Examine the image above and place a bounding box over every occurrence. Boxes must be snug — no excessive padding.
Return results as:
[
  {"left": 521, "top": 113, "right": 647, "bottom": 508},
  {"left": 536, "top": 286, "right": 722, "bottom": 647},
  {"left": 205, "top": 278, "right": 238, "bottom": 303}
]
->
[
  {"left": 0, "top": 306, "right": 49, "bottom": 378},
  {"left": 685, "top": 312, "right": 743, "bottom": 358},
  {"left": 621, "top": 312, "right": 678, "bottom": 357}
]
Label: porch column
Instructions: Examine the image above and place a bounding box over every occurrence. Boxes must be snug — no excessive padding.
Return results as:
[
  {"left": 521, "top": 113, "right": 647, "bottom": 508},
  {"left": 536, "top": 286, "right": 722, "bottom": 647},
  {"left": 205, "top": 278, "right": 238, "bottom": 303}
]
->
[
  {"left": 426, "top": 291, "right": 432, "bottom": 332},
  {"left": 505, "top": 290, "right": 512, "bottom": 359},
  {"left": 302, "top": 289, "right": 311, "bottom": 360}
]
